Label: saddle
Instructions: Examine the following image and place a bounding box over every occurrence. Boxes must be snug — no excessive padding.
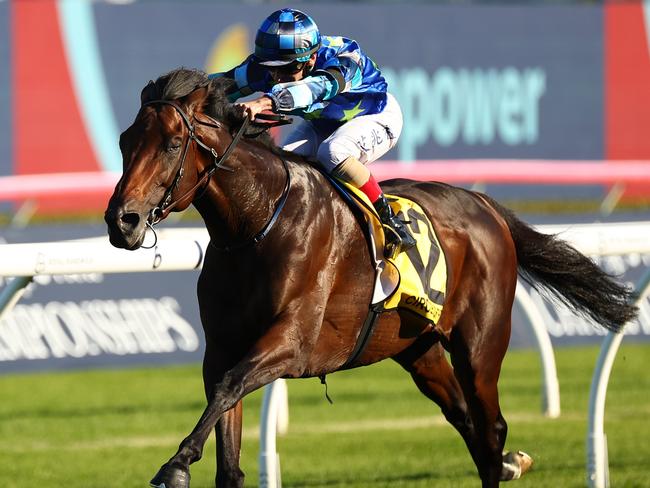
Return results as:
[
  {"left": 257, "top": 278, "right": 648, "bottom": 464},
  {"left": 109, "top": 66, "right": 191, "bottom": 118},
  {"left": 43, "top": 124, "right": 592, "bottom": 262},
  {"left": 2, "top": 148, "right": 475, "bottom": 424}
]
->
[
  {"left": 329, "top": 176, "right": 448, "bottom": 324},
  {"left": 253, "top": 112, "right": 448, "bottom": 324}
]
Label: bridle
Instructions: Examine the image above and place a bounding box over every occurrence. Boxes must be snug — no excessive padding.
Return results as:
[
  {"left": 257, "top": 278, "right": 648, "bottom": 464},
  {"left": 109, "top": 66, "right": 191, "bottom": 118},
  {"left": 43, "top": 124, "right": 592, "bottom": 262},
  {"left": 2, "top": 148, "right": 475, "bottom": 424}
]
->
[
  {"left": 141, "top": 100, "right": 242, "bottom": 225},
  {"left": 139, "top": 100, "right": 291, "bottom": 251}
]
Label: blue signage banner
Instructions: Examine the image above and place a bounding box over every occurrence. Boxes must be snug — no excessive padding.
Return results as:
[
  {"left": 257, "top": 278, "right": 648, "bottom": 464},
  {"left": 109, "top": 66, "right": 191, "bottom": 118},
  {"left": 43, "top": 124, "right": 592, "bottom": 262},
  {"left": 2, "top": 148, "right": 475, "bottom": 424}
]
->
[
  {"left": 376, "top": 5, "right": 604, "bottom": 161},
  {"left": 92, "top": 2, "right": 604, "bottom": 162},
  {"left": 0, "top": 272, "right": 203, "bottom": 373}
]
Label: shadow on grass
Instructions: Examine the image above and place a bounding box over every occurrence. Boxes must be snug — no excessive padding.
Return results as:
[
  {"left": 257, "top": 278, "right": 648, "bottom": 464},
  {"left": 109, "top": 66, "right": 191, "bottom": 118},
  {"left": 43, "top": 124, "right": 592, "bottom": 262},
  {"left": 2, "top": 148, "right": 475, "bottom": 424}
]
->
[
  {"left": 0, "top": 399, "right": 206, "bottom": 421},
  {"left": 280, "top": 469, "right": 476, "bottom": 487}
]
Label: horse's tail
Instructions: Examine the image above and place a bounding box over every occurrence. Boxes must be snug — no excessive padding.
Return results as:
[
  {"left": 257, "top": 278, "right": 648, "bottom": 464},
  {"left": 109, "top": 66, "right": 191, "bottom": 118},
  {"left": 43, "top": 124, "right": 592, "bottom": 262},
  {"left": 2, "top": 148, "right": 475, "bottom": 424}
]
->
[{"left": 481, "top": 194, "right": 638, "bottom": 332}]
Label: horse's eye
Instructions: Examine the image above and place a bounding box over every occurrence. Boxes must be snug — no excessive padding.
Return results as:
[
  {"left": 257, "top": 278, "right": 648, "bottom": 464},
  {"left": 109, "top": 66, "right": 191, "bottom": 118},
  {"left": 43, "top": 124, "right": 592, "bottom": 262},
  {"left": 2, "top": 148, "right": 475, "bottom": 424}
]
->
[{"left": 166, "top": 137, "right": 182, "bottom": 153}]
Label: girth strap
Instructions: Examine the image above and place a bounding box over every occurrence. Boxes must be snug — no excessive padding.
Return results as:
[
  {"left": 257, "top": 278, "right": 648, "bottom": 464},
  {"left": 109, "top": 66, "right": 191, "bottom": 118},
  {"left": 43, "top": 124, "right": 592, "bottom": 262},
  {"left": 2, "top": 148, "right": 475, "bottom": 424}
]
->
[{"left": 341, "top": 303, "right": 383, "bottom": 369}]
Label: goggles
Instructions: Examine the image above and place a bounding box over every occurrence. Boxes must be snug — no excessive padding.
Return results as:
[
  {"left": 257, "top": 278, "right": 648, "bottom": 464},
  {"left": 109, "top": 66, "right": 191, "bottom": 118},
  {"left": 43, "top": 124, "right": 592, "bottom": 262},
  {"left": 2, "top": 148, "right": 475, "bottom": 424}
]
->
[{"left": 267, "top": 61, "right": 307, "bottom": 76}]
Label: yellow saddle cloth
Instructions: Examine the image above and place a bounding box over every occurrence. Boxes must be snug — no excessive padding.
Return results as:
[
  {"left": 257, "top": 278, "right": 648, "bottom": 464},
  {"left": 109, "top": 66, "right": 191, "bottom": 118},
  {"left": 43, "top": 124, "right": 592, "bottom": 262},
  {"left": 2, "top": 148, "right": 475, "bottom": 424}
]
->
[{"left": 339, "top": 181, "right": 447, "bottom": 324}]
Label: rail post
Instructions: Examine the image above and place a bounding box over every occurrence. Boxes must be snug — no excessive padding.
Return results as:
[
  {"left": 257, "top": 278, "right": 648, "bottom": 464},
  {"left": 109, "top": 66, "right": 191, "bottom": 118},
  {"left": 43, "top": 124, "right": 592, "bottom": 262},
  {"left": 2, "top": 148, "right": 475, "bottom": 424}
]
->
[
  {"left": 259, "top": 379, "right": 289, "bottom": 488},
  {"left": 0, "top": 276, "right": 33, "bottom": 322},
  {"left": 586, "top": 268, "right": 650, "bottom": 487},
  {"left": 515, "top": 282, "right": 561, "bottom": 418}
]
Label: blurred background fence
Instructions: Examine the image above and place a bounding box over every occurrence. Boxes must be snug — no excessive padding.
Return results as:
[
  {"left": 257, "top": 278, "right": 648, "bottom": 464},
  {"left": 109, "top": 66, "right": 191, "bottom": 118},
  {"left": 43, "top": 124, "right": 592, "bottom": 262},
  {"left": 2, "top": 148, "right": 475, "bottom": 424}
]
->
[
  {"left": 1, "top": 2, "right": 650, "bottom": 487},
  {"left": 0, "top": 0, "right": 649, "bottom": 372}
]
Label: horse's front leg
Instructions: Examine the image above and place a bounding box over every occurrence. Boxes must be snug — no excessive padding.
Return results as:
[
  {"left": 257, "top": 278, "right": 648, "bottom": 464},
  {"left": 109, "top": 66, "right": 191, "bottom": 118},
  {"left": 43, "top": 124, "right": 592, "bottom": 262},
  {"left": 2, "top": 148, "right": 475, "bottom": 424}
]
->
[
  {"left": 215, "top": 401, "right": 244, "bottom": 488},
  {"left": 149, "top": 322, "right": 309, "bottom": 488},
  {"left": 202, "top": 340, "right": 245, "bottom": 488}
]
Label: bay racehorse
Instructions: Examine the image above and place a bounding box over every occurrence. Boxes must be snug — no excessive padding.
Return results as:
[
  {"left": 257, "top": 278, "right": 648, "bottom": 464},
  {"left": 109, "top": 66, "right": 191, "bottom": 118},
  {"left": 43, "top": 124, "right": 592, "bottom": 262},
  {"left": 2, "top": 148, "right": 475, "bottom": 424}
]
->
[{"left": 104, "top": 68, "right": 637, "bottom": 488}]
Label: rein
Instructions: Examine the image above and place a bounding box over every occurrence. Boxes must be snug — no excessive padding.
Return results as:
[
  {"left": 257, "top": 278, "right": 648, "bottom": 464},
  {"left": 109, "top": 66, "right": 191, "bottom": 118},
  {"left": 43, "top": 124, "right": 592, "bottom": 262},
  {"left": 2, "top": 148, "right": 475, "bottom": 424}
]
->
[{"left": 140, "top": 99, "right": 291, "bottom": 252}]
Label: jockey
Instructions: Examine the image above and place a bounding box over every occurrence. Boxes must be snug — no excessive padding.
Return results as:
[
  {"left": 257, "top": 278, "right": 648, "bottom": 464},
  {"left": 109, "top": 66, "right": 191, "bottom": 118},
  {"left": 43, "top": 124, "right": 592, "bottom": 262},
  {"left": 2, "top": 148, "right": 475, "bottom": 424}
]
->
[{"left": 210, "top": 8, "right": 415, "bottom": 258}]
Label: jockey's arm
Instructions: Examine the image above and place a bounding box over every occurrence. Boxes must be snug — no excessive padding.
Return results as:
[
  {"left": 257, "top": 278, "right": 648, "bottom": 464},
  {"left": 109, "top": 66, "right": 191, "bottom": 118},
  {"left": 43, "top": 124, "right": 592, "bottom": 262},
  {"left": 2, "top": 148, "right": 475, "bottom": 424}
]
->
[
  {"left": 232, "top": 69, "right": 344, "bottom": 120},
  {"left": 265, "top": 69, "right": 344, "bottom": 112},
  {"left": 210, "top": 47, "right": 364, "bottom": 116},
  {"left": 208, "top": 55, "right": 267, "bottom": 102},
  {"left": 265, "top": 50, "right": 364, "bottom": 113}
]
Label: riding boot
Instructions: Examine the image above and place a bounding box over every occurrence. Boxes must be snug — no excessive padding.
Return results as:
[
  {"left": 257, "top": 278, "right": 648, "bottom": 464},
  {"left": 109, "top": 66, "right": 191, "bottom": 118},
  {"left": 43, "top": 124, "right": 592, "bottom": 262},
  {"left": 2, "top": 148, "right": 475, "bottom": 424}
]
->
[{"left": 373, "top": 194, "right": 417, "bottom": 259}]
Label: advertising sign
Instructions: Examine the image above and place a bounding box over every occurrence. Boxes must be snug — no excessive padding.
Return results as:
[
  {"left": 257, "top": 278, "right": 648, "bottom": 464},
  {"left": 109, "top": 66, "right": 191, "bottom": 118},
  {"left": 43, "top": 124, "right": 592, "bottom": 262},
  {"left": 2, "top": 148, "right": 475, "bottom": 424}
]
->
[
  {"left": 93, "top": 4, "right": 605, "bottom": 162},
  {"left": 3, "top": 1, "right": 609, "bottom": 181},
  {"left": 0, "top": 225, "right": 204, "bottom": 374},
  {"left": 0, "top": 272, "right": 202, "bottom": 373},
  {"left": 1, "top": 1, "right": 649, "bottom": 212}
]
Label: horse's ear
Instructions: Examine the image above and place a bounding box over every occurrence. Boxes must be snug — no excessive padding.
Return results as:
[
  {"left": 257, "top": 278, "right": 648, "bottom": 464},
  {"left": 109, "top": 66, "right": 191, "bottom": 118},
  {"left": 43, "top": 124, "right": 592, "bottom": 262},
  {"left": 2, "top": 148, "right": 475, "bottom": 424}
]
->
[
  {"left": 140, "top": 80, "right": 158, "bottom": 105},
  {"left": 182, "top": 85, "right": 210, "bottom": 115}
]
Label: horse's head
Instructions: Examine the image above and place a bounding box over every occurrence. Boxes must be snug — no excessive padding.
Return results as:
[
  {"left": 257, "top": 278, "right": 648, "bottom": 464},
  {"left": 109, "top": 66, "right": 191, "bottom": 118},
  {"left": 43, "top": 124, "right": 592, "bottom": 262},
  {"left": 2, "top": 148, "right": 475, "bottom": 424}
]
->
[{"left": 105, "top": 70, "right": 230, "bottom": 250}]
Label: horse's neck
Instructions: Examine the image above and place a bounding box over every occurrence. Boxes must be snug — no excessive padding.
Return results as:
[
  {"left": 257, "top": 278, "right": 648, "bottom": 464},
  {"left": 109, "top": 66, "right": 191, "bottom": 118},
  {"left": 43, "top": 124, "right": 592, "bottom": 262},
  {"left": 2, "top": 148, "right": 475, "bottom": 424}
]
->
[{"left": 194, "top": 144, "right": 289, "bottom": 246}]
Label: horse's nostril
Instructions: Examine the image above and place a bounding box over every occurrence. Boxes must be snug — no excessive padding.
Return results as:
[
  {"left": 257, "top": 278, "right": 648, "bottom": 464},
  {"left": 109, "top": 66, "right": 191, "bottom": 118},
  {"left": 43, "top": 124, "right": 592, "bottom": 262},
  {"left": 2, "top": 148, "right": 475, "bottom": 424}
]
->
[{"left": 120, "top": 212, "right": 141, "bottom": 228}]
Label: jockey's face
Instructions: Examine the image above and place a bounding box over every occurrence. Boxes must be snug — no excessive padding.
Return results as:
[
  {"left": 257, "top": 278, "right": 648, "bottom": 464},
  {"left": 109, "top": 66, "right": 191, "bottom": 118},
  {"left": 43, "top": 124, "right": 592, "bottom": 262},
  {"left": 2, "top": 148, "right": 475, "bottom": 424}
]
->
[{"left": 269, "top": 54, "right": 317, "bottom": 84}]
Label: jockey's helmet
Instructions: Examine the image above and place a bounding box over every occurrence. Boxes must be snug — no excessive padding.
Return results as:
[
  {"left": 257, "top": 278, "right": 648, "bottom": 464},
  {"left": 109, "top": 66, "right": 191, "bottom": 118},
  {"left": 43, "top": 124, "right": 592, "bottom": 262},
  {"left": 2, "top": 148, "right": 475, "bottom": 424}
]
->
[{"left": 254, "top": 9, "right": 321, "bottom": 66}]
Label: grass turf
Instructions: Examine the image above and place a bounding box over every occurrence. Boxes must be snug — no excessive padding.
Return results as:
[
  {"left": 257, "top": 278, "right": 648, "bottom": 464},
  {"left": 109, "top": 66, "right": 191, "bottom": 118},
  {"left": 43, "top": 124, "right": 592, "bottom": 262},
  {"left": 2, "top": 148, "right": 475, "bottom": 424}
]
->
[{"left": 0, "top": 343, "right": 648, "bottom": 487}]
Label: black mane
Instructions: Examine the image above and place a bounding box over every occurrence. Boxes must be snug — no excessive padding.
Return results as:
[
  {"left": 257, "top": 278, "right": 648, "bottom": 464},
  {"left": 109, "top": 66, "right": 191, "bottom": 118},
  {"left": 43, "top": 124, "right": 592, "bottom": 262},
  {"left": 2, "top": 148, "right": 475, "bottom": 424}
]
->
[{"left": 140, "top": 67, "right": 278, "bottom": 149}]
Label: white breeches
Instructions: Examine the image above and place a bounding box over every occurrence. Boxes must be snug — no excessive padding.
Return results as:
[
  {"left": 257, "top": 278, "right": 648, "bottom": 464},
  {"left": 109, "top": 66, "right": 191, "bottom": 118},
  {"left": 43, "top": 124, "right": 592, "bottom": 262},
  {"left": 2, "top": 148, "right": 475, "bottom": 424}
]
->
[{"left": 281, "top": 93, "right": 403, "bottom": 172}]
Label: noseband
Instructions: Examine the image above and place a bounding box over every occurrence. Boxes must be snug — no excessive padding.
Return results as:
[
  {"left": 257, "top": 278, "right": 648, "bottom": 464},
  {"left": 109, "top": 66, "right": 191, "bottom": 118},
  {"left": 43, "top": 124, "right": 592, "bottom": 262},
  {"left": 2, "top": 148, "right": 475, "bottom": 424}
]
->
[{"left": 139, "top": 99, "right": 291, "bottom": 252}]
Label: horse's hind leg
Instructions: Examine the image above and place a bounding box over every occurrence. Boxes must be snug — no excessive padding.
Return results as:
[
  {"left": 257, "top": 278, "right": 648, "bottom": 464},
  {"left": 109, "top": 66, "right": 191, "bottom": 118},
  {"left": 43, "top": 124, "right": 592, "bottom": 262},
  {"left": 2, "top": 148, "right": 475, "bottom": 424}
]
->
[
  {"left": 395, "top": 336, "right": 532, "bottom": 483},
  {"left": 449, "top": 311, "right": 511, "bottom": 488},
  {"left": 395, "top": 334, "right": 532, "bottom": 484},
  {"left": 394, "top": 337, "right": 481, "bottom": 465}
]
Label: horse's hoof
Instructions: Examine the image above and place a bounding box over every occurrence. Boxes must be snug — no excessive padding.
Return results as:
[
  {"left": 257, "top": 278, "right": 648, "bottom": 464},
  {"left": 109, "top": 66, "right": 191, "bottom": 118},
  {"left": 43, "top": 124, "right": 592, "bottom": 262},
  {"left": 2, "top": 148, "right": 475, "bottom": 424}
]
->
[
  {"left": 500, "top": 450, "right": 533, "bottom": 481},
  {"left": 150, "top": 463, "right": 191, "bottom": 488}
]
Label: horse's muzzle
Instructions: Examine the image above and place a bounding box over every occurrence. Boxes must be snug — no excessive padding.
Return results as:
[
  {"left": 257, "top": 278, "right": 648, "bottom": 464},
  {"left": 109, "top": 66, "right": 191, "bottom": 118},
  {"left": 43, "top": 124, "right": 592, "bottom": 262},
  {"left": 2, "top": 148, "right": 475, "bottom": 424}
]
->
[{"left": 104, "top": 205, "right": 147, "bottom": 250}]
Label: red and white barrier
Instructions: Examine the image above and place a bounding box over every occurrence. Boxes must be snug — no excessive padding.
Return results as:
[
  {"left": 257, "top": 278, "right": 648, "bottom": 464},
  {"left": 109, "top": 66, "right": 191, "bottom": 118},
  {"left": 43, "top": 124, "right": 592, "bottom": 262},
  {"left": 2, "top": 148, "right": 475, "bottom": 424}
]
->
[
  {"left": 0, "top": 160, "right": 649, "bottom": 202},
  {"left": 372, "top": 160, "right": 650, "bottom": 184},
  {"left": 0, "top": 171, "right": 120, "bottom": 200}
]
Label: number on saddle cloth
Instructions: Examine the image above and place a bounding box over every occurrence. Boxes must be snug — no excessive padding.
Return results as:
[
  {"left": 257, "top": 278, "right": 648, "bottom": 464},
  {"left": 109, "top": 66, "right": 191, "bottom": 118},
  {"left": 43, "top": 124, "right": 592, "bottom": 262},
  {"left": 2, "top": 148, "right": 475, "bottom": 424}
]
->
[{"left": 324, "top": 178, "right": 448, "bottom": 324}]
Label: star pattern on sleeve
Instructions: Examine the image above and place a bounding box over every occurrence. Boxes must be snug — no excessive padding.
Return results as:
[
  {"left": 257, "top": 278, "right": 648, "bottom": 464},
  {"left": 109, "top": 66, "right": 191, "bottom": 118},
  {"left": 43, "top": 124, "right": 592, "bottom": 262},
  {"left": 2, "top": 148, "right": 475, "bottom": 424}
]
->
[{"left": 339, "top": 100, "right": 365, "bottom": 121}]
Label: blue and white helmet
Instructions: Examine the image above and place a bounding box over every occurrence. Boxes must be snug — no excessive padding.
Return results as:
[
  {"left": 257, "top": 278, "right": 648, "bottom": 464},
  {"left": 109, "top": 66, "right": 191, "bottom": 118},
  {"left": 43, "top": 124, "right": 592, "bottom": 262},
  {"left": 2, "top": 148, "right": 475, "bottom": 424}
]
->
[{"left": 254, "top": 9, "right": 321, "bottom": 66}]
